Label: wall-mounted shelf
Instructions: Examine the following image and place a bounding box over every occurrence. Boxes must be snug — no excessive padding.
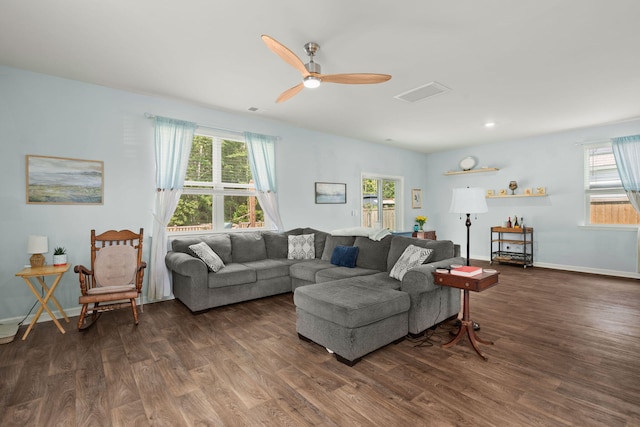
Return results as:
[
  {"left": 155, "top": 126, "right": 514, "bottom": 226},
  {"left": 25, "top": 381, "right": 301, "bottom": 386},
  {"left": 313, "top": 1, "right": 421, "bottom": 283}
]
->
[
  {"left": 444, "top": 167, "right": 499, "bottom": 176},
  {"left": 487, "top": 194, "right": 547, "bottom": 198}
]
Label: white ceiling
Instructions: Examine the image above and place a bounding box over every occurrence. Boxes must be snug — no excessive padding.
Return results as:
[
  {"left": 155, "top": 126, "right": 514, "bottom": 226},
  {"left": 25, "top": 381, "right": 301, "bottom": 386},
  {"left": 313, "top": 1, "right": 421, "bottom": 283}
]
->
[{"left": 1, "top": 0, "right": 639, "bottom": 153}]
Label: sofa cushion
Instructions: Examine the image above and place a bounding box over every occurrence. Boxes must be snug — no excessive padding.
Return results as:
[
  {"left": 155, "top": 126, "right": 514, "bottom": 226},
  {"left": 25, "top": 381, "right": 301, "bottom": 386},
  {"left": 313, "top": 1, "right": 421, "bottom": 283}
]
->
[
  {"left": 304, "top": 227, "right": 329, "bottom": 259},
  {"left": 389, "top": 245, "right": 433, "bottom": 280},
  {"left": 330, "top": 245, "right": 359, "bottom": 268},
  {"left": 294, "top": 280, "right": 410, "bottom": 328},
  {"left": 321, "top": 235, "right": 356, "bottom": 261},
  {"left": 387, "top": 236, "right": 455, "bottom": 270},
  {"left": 353, "top": 235, "right": 392, "bottom": 271},
  {"left": 207, "top": 263, "right": 256, "bottom": 288},
  {"left": 189, "top": 242, "right": 225, "bottom": 272},
  {"left": 241, "top": 259, "right": 290, "bottom": 280},
  {"left": 289, "top": 259, "right": 335, "bottom": 282},
  {"left": 288, "top": 234, "right": 315, "bottom": 260},
  {"left": 230, "top": 233, "right": 267, "bottom": 263},
  {"left": 315, "top": 266, "right": 380, "bottom": 283},
  {"left": 262, "top": 232, "right": 288, "bottom": 259}
]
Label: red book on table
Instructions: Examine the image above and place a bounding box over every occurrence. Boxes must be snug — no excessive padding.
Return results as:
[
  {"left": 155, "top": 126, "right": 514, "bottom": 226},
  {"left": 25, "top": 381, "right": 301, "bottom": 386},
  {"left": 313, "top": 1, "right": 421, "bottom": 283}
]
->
[{"left": 450, "top": 266, "right": 483, "bottom": 277}]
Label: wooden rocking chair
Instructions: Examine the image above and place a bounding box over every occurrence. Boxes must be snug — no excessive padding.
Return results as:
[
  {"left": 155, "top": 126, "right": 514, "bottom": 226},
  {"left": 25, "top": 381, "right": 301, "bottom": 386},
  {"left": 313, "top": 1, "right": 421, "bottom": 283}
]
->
[{"left": 74, "top": 229, "right": 146, "bottom": 330}]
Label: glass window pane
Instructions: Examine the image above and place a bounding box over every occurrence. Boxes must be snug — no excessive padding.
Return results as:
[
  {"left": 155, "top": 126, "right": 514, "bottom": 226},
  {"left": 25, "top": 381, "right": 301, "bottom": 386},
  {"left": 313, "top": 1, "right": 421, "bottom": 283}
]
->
[
  {"left": 587, "top": 145, "right": 622, "bottom": 190},
  {"left": 224, "top": 195, "right": 264, "bottom": 228},
  {"left": 168, "top": 194, "right": 213, "bottom": 232},
  {"left": 221, "top": 140, "right": 252, "bottom": 184},
  {"left": 185, "top": 135, "right": 213, "bottom": 183},
  {"left": 589, "top": 193, "right": 640, "bottom": 225}
]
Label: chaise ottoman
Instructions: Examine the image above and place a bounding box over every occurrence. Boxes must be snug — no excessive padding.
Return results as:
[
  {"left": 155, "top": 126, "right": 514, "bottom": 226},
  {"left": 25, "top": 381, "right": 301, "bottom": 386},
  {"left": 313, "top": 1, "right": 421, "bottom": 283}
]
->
[{"left": 294, "top": 279, "right": 410, "bottom": 366}]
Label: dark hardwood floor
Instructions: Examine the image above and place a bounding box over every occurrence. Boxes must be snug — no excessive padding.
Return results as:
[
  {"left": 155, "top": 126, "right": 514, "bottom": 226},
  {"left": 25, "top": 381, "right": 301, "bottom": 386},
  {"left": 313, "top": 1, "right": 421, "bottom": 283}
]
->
[{"left": 1, "top": 262, "right": 639, "bottom": 426}]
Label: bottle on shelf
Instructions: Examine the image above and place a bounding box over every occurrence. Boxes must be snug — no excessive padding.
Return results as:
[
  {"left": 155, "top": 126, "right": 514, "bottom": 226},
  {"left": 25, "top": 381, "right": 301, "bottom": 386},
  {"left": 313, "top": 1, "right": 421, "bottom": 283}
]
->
[
  {"left": 520, "top": 217, "right": 525, "bottom": 228},
  {"left": 507, "top": 216, "right": 512, "bottom": 228},
  {"left": 514, "top": 216, "right": 519, "bottom": 228}
]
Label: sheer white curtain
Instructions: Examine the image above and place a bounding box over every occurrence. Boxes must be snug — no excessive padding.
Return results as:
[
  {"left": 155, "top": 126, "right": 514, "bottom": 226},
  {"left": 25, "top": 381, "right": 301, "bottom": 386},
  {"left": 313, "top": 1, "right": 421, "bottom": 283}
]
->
[
  {"left": 244, "top": 131, "right": 284, "bottom": 231},
  {"left": 149, "top": 116, "right": 197, "bottom": 300},
  {"left": 612, "top": 134, "right": 640, "bottom": 272}
]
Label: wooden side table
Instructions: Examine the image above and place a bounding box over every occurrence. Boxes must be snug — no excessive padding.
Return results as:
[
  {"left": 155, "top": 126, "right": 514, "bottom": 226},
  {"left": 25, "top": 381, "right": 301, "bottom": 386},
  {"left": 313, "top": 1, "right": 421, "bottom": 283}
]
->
[
  {"left": 412, "top": 230, "right": 437, "bottom": 240},
  {"left": 15, "top": 264, "right": 71, "bottom": 340},
  {"left": 433, "top": 270, "right": 499, "bottom": 360}
]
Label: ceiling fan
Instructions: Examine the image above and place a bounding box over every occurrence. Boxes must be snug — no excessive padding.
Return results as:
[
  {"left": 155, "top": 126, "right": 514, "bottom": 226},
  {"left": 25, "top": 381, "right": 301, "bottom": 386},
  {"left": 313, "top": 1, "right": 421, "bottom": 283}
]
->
[{"left": 261, "top": 35, "right": 392, "bottom": 103}]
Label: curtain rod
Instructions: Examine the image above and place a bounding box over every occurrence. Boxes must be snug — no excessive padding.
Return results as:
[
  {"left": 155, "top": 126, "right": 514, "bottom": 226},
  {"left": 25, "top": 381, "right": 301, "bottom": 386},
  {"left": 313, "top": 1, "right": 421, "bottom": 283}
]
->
[{"left": 144, "top": 112, "right": 245, "bottom": 137}]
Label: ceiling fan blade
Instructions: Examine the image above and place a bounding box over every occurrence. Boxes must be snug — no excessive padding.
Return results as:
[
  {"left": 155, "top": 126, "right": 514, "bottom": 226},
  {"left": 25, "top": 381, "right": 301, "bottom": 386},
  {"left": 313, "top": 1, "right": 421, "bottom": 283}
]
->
[
  {"left": 261, "top": 35, "right": 310, "bottom": 77},
  {"left": 320, "top": 73, "right": 392, "bottom": 84},
  {"left": 276, "top": 83, "right": 304, "bottom": 103}
]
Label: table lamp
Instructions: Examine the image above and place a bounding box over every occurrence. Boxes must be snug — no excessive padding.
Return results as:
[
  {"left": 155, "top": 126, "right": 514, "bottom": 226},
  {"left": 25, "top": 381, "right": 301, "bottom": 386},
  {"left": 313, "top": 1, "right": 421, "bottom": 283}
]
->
[
  {"left": 27, "top": 235, "right": 48, "bottom": 268},
  {"left": 449, "top": 187, "right": 488, "bottom": 266}
]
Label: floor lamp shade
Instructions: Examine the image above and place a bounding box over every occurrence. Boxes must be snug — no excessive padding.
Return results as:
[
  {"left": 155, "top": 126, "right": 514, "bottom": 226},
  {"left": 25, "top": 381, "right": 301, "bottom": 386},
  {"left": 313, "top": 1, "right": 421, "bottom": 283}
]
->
[
  {"left": 449, "top": 187, "right": 488, "bottom": 214},
  {"left": 27, "top": 235, "right": 48, "bottom": 267}
]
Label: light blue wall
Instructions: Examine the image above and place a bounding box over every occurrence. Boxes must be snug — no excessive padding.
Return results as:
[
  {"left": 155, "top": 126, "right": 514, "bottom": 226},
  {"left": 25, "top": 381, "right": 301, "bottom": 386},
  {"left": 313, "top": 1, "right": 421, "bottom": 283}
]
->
[
  {"left": 1, "top": 65, "right": 638, "bottom": 324},
  {"left": 0, "top": 66, "right": 430, "bottom": 321},
  {"left": 425, "top": 119, "right": 640, "bottom": 276}
]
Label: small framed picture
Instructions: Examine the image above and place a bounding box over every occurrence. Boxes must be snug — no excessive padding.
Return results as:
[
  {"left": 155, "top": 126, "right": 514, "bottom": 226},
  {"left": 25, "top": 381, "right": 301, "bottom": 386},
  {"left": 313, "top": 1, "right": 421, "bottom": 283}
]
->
[
  {"left": 536, "top": 186, "right": 546, "bottom": 195},
  {"left": 315, "top": 182, "right": 346, "bottom": 204},
  {"left": 411, "top": 189, "right": 422, "bottom": 209},
  {"left": 486, "top": 189, "right": 495, "bottom": 197},
  {"left": 499, "top": 189, "right": 508, "bottom": 196}
]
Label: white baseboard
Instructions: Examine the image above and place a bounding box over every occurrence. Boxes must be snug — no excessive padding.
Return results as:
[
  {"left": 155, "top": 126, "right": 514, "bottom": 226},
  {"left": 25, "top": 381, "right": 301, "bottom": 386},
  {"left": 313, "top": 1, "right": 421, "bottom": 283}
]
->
[
  {"left": 0, "top": 295, "right": 175, "bottom": 328},
  {"left": 475, "top": 255, "right": 640, "bottom": 279}
]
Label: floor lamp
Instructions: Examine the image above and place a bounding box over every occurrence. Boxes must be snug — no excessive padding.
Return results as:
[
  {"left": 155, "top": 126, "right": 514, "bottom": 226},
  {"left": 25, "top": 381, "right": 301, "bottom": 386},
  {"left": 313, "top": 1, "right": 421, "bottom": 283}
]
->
[{"left": 449, "top": 187, "right": 488, "bottom": 330}]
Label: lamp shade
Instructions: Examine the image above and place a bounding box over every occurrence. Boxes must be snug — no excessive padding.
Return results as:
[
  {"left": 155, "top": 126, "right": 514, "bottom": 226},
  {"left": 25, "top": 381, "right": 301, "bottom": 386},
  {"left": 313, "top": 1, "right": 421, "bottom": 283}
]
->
[
  {"left": 27, "top": 235, "right": 49, "bottom": 254},
  {"left": 449, "top": 187, "right": 488, "bottom": 214}
]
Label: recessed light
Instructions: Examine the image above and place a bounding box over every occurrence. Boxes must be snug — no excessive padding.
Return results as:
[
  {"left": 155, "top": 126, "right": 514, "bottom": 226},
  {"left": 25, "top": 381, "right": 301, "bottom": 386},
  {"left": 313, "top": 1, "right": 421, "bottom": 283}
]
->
[{"left": 485, "top": 122, "right": 495, "bottom": 128}]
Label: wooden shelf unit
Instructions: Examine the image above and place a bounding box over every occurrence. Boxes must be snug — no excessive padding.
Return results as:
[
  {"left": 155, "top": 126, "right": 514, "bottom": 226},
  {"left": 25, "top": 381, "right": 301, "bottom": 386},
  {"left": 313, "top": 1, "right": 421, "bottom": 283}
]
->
[
  {"left": 490, "top": 226, "right": 533, "bottom": 268},
  {"left": 444, "top": 167, "right": 499, "bottom": 176}
]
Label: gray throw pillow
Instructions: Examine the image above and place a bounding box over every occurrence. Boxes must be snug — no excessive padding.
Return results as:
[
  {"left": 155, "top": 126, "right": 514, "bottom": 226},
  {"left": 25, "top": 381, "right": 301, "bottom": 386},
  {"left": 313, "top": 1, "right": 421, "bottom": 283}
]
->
[
  {"left": 389, "top": 245, "right": 433, "bottom": 280},
  {"left": 189, "top": 242, "right": 225, "bottom": 272}
]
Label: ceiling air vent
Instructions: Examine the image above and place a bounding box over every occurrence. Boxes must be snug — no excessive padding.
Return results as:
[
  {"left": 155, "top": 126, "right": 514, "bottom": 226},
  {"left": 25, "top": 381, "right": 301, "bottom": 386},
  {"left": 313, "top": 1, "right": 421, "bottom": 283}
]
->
[{"left": 394, "top": 81, "right": 450, "bottom": 103}]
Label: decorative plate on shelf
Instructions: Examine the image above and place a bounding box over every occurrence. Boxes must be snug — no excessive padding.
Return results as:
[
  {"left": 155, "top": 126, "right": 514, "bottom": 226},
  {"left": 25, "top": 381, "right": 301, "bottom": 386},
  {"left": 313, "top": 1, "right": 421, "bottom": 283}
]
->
[{"left": 459, "top": 156, "right": 476, "bottom": 171}]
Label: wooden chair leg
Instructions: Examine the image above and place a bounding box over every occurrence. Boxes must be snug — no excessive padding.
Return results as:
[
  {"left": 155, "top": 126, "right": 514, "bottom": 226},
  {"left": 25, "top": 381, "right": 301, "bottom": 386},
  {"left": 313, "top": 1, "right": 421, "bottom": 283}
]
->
[
  {"left": 130, "top": 299, "right": 139, "bottom": 325},
  {"left": 77, "top": 304, "right": 88, "bottom": 330}
]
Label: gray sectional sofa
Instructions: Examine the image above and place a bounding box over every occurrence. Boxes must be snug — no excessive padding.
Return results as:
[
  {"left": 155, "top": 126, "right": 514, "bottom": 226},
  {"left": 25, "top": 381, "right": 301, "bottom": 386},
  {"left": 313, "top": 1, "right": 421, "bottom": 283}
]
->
[{"left": 165, "top": 227, "right": 463, "bottom": 364}]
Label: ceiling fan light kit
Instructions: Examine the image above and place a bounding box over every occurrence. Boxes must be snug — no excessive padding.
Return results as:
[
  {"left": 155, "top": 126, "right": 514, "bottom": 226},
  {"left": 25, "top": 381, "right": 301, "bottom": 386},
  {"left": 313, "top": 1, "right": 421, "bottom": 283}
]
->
[{"left": 261, "top": 34, "right": 391, "bottom": 103}]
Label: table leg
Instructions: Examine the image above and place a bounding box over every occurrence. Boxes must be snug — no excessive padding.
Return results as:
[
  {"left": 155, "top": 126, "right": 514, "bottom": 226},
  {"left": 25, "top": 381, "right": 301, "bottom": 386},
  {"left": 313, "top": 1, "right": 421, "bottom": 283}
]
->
[
  {"left": 37, "top": 276, "right": 69, "bottom": 323},
  {"left": 442, "top": 289, "right": 493, "bottom": 360},
  {"left": 21, "top": 274, "right": 67, "bottom": 340}
]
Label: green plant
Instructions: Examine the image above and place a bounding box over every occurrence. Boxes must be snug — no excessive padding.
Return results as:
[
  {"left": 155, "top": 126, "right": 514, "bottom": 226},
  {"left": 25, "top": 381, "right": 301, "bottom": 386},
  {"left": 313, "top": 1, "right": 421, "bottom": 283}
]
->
[{"left": 53, "top": 247, "right": 66, "bottom": 255}]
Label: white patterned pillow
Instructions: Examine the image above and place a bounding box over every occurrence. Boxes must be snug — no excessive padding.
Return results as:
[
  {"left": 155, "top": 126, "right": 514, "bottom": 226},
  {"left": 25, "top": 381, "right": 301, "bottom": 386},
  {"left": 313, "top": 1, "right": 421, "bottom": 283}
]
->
[
  {"left": 389, "top": 245, "right": 433, "bottom": 281},
  {"left": 288, "top": 234, "right": 315, "bottom": 260},
  {"left": 189, "top": 242, "right": 225, "bottom": 272}
]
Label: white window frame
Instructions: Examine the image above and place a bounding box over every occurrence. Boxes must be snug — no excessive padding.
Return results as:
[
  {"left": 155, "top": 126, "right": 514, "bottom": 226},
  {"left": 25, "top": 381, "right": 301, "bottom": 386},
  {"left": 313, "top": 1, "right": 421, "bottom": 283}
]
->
[{"left": 361, "top": 173, "right": 404, "bottom": 232}]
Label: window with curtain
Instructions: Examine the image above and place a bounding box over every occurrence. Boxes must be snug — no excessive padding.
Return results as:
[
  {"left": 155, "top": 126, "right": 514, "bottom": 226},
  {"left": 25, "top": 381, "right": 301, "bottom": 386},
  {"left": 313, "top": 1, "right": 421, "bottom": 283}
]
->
[
  {"left": 584, "top": 143, "right": 640, "bottom": 225},
  {"left": 168, "top": 130, "right": 267, "bottom": 232}
]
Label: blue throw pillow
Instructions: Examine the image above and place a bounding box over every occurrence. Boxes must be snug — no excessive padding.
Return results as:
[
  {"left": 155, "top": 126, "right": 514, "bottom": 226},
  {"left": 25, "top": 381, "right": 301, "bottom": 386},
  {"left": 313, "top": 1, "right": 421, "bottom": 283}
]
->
[{"left": 330, "top": 245, "right": 359, "bottom": 268}]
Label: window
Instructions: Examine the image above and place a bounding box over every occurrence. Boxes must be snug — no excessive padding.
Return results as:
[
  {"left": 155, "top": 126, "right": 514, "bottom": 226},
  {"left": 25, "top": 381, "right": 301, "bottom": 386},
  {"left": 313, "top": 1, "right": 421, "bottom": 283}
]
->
[
  {"left": 168, "top": 132, "right": 265, "bottom": 232},
  {"left": 361, "top": 175, "right": 401, "bottom": 231},
  {"left": 584, "top": 143, "right": 640, "bottom": 225}
]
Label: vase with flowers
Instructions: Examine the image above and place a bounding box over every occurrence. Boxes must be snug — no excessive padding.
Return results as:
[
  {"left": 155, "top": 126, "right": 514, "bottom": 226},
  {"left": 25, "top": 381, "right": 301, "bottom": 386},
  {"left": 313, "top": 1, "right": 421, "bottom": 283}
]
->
[{"left": 415, "top": 215, "right": 428, "bottom": 231}]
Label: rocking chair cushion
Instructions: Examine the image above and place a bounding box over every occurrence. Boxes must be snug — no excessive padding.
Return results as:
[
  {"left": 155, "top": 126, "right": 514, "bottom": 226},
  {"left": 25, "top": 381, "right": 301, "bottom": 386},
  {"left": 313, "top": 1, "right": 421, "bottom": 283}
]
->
[{"left": 94, "top": 245, "right": 138, "bottom": 288}]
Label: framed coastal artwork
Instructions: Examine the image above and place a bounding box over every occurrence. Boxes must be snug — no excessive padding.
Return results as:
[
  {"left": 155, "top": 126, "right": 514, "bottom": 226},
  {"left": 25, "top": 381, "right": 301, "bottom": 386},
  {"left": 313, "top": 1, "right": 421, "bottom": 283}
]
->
[
  {"left": 315, "top": 182, "right": 346, "bottom": 204},
  {"left": 26, "top": 155, "right": 104, "bottom": 205}
]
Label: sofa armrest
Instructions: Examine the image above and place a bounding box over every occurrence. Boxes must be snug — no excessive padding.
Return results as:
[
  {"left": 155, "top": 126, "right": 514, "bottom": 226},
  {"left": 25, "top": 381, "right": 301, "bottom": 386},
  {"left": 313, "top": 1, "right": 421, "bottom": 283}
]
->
[
  {"left": 165, "top": 251, "right": 208, "bottom": 282},
  {"left": 400, "top": 256, "right": 465, "bottom": 295}
]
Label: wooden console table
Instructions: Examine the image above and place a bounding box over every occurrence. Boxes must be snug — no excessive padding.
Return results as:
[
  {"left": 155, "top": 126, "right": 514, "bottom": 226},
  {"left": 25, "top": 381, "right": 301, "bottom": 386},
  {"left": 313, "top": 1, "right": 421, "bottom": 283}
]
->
[
  {"left": 433, "top": 270, "right": 499, "bottom": 359},
  {"left": 15, "top": 264, "right": 70, "bottom": 340}
]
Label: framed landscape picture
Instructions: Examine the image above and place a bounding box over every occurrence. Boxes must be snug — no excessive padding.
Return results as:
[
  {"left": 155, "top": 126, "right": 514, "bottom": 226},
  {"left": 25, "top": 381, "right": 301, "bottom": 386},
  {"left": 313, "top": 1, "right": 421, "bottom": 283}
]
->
[
  {"left": 315, "top": 182, "right": 346, "bottom": 204},
  {"left": 26, "top": 155, "right": 104, "bottom": 205}
]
